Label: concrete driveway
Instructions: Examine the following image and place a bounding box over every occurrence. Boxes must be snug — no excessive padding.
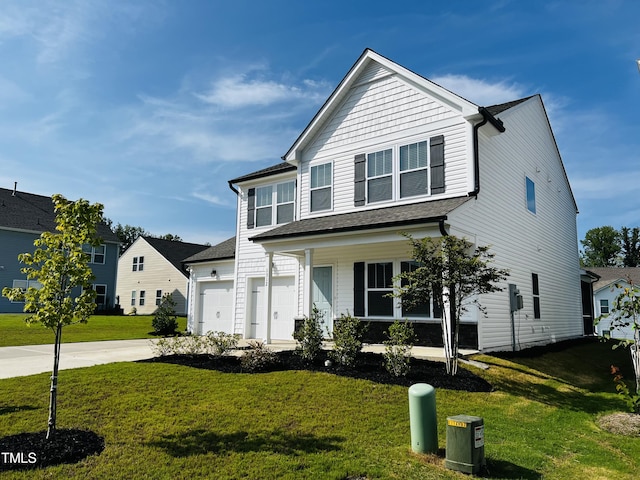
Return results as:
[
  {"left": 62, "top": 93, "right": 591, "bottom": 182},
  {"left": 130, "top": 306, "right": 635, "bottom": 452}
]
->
[{"left": 0, "top": 339, "right": 157, "bottom": 379}]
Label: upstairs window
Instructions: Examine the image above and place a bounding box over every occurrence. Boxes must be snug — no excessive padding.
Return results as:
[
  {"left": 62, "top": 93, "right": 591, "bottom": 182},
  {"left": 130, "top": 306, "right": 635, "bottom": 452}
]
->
[
  {"left": 367, "top": 149, "right": 393, "bottom": 203},
  {"left": 399, "top": 141, "right": 428, "bottom": 198},
  {"left": 250, "top": 180, "right": 296, "bottom": 228},
  {"left": 526, "top": 177, "right": 536, "bottom": 214},
  {"left": 133, "top": 256, "right": 144, "bottom": 272},
  {"left": 310, "top": 163, "right": 332, "bottom": 212},
  {"left": 83, "top": 244, "right": 106, "bottom": 264},
  {"left": 599, "top": 299, "right": 609, "bottom": 315}
]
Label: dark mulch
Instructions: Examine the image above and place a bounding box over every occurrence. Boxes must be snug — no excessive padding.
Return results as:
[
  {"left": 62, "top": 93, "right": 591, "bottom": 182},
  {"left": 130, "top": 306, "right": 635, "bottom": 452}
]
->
[
  {"left": 0, "top": 429, "right": 104, "bottom": 471},
  {"left": 141, "top": 350, "right": 493, "bottom": 393}
]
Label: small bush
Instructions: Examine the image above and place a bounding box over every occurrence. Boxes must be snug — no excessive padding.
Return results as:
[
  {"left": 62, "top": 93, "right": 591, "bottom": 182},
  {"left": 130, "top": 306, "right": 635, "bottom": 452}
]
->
[
  {"left": 152, "top": 294, "right": 178, "bottom": 336},
  {"left": 150, "top": 337, "right": 173, "bottom": 356},
  {"left": 204, "top": 331, "right": 240, "bottom": 357},
  {"left": 176, "top": 334, "right": 205, "bottom": 356},
  {"left": 330, "top": 312, "right": 367, "bottom": 367},
  {"left": 611, "top": 365, "right": 640, "bottom": 413},
  {"left": 240, "top": 341, "right": 279, "bottom": 373},
  {"left": 293, "top": 305, "right": 325, "bottom": 363},
  {"left": 383, "top": 321, "right": 415, "bottom": 377}
]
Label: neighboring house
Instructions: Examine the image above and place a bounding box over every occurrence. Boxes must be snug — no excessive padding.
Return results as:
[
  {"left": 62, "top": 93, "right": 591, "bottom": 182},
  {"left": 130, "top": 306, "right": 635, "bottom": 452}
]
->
[
  {"left": 116, "top": 236, "right": 209, "bottom": 315},
  {"left": 589, "top": 267, "right": 640, "bottom": 340},
  {"left": 0, "top": 185, "right": 119, "bottom": 313},
  {"left": 187, "top": 49, "right": 583, "bottom": 352}
]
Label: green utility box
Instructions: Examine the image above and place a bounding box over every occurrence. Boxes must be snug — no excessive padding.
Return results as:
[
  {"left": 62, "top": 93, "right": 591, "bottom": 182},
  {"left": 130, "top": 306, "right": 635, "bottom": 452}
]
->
[
  {"left": 408, "top": 383, "right": 438, "bottom": 454},
  {"left": 445, "top": 415, "right": 485, "bottom": 474}
]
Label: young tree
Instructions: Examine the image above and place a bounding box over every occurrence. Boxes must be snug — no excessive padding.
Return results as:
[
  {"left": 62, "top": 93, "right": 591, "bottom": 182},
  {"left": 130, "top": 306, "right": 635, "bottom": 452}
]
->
[
  {"left": 394, "top": 234, "right": 509, "bottom": 375},
  {"left": 596, "top": 280, "right": 640, "bottom": 395},
  {"left": 580, "top": 226, "right": 621, "bottom": 267},
  {"left": 2, "top": 194, "right": 104, "bottom": 439}
]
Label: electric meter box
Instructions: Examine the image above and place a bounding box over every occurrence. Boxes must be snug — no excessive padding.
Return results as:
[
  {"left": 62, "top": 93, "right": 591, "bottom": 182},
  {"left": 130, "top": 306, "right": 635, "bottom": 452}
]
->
[{"left": 445, "top": 415, "right": 485, "bottom": 474}]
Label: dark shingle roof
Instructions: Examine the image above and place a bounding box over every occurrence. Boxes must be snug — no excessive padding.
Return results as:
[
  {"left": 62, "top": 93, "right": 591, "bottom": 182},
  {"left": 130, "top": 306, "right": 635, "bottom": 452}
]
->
[
  {"left": 250, "top": 196, "right": 470, "bottom": 242},
  {"left": 184, "top": 236, "right": 236, "bottom": 263},
  {"left": 485, "top": 96, "right": 535, "bottom": 116},
  {"left": 0, "top": 187, "right": 118, "bottom": 242},
  {"left": 588, "top": 267, "right": 640, "bottom": 291},
  {"left": 143, "top": 236, "right": 210, "bottom": 274},
  {"left": 229, "top": 162, "right": 296, "bottom": 184}
]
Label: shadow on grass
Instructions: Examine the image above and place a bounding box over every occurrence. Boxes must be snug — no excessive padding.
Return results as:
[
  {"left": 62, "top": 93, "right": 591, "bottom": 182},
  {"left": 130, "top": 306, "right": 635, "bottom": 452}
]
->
[
  {"left": 482, "top": 360, "right": 624, "bottom": 414},
  {"left": 484, "top": 458, "right": 542, "bottom": 479},
  {"left": 148, "top": 428, "right": 344, "bottom": 457},
  {"left": 0, "top": 405, "right": 38, "bottom": 416}
]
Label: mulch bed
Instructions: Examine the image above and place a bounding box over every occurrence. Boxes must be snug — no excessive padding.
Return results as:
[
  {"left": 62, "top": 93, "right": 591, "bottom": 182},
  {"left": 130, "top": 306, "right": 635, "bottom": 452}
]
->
[
  {"left": 0, "top": 429, "right": 104, "bottom": 472},
  {"left": 141, "top": 350, "right": 494, "bottom": 392}
]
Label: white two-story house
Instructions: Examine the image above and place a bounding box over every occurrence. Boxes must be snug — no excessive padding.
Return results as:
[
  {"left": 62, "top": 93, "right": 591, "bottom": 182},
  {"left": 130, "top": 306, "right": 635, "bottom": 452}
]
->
[{"left": 186, "top": 49, "right": 583, "bottom": 352}]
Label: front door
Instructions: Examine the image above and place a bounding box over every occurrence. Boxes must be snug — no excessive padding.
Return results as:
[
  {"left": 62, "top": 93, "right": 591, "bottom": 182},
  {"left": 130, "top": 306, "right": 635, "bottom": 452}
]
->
[{"left": 313, "top": 266, "right": 333, "bottom": 334}]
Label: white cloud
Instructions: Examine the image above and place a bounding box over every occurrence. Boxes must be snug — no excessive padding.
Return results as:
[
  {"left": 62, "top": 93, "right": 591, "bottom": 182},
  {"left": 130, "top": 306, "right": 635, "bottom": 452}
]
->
[
  {"left": 192, "top": 192, "right": 230, "bottom": 207},
  {"left": 571, "top": 171, "right": 640, "bottom": 200},
  {"left": 430, "top": 74, "right": 528, "bottom": 106}
]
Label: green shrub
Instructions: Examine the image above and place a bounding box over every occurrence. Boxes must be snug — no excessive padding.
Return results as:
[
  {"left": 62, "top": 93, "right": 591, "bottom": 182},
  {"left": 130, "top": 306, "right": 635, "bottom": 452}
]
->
[
  {"left": 383, "top": 321, "right": 415, "bottom": 377},
  {"left": 152, "top": 294, "right": 179, "bottom": 336},
  {"left": 293, "top": 305, "right": 325, "bottom": 363},
  {"left": 330, "top": 312, "right": 367, "bottom": 367},
  {"left": 611, "top": 365, "right": 640, "bottom": 413},
  {"left": 205, "top": 331, "right": 240, "bottom": 357},
  {"left": 240, "top": 341, "right": 279, "bottom": 372}
]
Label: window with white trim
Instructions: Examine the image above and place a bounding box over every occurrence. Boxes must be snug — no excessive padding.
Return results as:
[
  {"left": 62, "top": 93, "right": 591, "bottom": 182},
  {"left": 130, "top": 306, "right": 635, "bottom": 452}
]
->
[
  {"left": 367, "top": 149, "right": 393, "bottom": 203},
  {"left": 83, "top": 244, "right": 106, "bottom": 264},
  {"left": 9, "top": 279, "right": 42, "bottom": 303},
  {"left": 131, "top": 291, "right": 136, "bottom": 306},
  {"left": 310, "top": 163, "right": 332, "bottom": 212},
  {"left": 599, "top": 299, "right": 609, "bottom": 315},
  {"left": 93, "top": 284, "right": 107, "bottom": 306},
  {"left": 139, "top": 290, "right": 145, "bottom": 306},
  {"left": 133, "top": 256, "right": 144, "bottom": 272},
  {"left": 254, "top": 181, "right": 296, "bottom": 227},
  {"left": 399, "top": 141, "right": 428, "bottom": 198},
  {"left": 156, "top": 290, "right": 163, "bottom": 306},
  {"left": 367, "top": 262, "right": 394, "bottom": 316}
]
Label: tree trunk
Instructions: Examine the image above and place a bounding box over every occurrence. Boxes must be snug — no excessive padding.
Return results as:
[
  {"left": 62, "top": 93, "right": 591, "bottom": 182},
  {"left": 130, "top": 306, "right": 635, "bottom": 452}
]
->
[
  {"left": 449, "top": 284, "right": 458, "bottom": 376},
  {"left": 46, "top": 325, "right": 62, "bottom": 440}
]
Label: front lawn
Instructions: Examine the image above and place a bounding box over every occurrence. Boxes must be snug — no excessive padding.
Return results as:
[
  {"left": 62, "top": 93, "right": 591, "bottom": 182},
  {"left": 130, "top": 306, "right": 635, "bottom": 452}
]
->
[
  {"left": 0, "top": 314, "right": 187, "bottom": 347},
  {"left": 0, "top": 339, "right": 638, "bottom": 479}
]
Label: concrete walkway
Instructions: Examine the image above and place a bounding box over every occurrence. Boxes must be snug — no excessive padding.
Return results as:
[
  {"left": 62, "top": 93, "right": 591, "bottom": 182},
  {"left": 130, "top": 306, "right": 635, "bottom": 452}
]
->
[{"left": 0, "top": 338, "right": 479, "bottom": 379}]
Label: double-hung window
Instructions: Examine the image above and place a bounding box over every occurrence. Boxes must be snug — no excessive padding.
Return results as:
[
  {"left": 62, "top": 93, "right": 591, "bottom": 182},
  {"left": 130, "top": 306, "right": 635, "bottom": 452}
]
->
[
  {"left": 139, "top": 290, "right": 146, "bottom": 306},
  {"left": 133, "top": 256, "right": 144, "bottom": 272},
  {"left": 94, "top": 285, "right": 107, "bottom": 306},
  {"left": 367, "top": 149, "right": 393, "bottom": 203},
  {"left": 253, "top": 181, "right": 296, "bottom": 227},
  {"left": 255, "top": 186, "right": 273, "bottom": 227},
  {"left": 131, "top": 291, "right": 136, "bottom": 306},
  {"left": 599, "top": 299, "right": 609, "bottom": 315},
  {"left": 156, "top": 290, "right": 163, "bottom": 306},
  {"left": 277, "top": 182, "right": 295, "bottom": 223},
  {"left": 310, "top": 163, "right": 332, "bottom": 212},
  {"left": 399, "top": 141, "right": 428, "bottom": 198},
  {"left": 83, "top": 244, "right": 106, "bottom": 264},
  {"left": 367, "top": 262, "right": 394, "bottom": 316}
]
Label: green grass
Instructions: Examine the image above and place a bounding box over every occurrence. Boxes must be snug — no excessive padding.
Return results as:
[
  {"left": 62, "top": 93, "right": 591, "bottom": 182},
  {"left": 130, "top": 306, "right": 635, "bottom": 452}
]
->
[
  {"left": 0, "top": 339, "right": 639, "bottom": 479},
  {"left": 0, "top": 314, "right": 187, "bottom": 347}
]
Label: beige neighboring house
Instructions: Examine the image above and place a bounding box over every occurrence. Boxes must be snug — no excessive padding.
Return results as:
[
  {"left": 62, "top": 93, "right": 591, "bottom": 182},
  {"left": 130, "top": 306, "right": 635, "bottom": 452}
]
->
[{"left": 117, "top": 236, "right": 209, "bottom": 315}]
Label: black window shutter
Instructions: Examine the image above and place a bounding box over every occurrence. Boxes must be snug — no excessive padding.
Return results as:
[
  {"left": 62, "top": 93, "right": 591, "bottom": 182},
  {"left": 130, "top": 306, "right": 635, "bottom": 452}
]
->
[
  {"left": 354, "top": 154, "right": 366, "bottom": 206},
  {"left": 354, "top": 262, "right": 365, "bottom": 316},
  {"left": 430, "top": 135, "right": 445, "bottom": 194},
  {"left": 247, "top": 188, "right": 255, "bottom": 229}
]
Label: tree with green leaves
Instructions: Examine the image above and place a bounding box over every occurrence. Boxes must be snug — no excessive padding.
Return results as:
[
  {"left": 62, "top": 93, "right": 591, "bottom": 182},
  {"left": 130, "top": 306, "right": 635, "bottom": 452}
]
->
[
  {"left": 580, "top": 226, "right": 621, "bottom": 267},
  {"left": 394, "top": 234, "right": 509, "bottom": 375},
  {"left": 620, "top": 227, "right": 640, "bottom": 267},
  {"left": 2, "top": 194, "right": 104, "bottom": 439}
]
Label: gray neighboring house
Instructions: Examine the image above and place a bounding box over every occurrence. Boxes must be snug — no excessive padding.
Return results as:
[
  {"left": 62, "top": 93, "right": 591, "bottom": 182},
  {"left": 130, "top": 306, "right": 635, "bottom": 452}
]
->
[
  {"left": 0, "top": 186, "right": 120, "bottom": 313},
  {"left": 589, "top": 267, "right": 640, "bottom": 340}
]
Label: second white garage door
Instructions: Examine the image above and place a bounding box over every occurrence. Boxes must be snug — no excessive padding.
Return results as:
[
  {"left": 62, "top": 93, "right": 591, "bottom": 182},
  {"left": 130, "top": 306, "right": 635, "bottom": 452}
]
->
[{"left": 198, "top": 281, "right": 234, "bottom": 335}]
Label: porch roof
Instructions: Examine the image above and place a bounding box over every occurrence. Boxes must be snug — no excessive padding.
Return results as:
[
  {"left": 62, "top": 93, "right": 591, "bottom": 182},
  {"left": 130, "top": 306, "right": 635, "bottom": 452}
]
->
[{"left": 250, "top": 196, "right": 470, "bottom": 242}]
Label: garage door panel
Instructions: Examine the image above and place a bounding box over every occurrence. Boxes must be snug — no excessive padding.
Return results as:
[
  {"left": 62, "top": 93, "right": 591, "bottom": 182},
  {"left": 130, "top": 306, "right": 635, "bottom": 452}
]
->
[{"left": 199, "top": 281, "right": 233, "bottom": 335}]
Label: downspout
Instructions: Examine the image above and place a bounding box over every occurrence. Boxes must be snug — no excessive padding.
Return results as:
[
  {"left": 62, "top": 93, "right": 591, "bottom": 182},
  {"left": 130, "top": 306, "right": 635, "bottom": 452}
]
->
[
  {"left": 470, "top": 107, "right": 505, "bottom": 197},
  {"left": 228, "top": 181, "right": 239, "bottom": 195}
]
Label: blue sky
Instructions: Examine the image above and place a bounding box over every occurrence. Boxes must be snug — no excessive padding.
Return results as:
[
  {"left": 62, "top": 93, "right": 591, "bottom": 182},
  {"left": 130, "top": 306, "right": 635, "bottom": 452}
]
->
[{"left": 1, "top": 1, "right": 639, "bottom": 247}]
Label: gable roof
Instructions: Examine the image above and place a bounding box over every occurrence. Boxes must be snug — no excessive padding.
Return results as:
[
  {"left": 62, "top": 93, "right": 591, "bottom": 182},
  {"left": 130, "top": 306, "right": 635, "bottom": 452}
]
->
[
  {"left": 588, "top": 267, "right": 640, "bottom": 292},
  {"left": 250, "top": 196, "right": 470, "bottom": 242},
  {"left": 229, "top": 162, "right": 296, "bottom": 184},
  {"left": 485, "top": 96, "right": 535, "bottom": 116},
  {"left": 184, "top": 236, "right": 236, "bottom": 263},
  {"left": 143, "top": 236, "right": 210, "bottom": 274},
  {"left": 0, "top": 187, "right": 118, "bottom": 242},
  {"left": 283, "top": 48, "right": 482, "bottom": 163}
]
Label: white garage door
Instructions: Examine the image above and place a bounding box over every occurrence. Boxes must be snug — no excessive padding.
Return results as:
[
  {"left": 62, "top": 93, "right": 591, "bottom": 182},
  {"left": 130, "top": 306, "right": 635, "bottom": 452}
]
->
[{"left": 198, "top": 281, "right": 234, "bottom": 335}]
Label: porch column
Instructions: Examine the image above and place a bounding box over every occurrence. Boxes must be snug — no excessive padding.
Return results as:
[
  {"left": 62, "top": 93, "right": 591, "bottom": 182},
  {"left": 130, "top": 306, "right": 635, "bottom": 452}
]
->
[
  {"left": 264, "top": 252, "right": 273, "bottom": 344},
  {"left": 303, "top": 248, "right": 314, "bottom": 318}
]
